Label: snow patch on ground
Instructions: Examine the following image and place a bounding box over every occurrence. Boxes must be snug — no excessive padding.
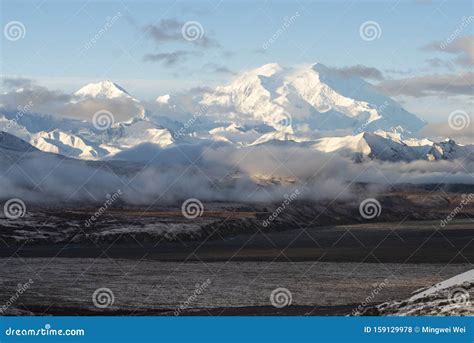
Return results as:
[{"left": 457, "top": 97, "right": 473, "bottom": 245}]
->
[{"left": 359, "top": 270, "right": 474, "bottom": 316}]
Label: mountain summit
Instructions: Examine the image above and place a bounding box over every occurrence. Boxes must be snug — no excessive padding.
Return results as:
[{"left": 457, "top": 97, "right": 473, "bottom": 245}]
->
[
  {"left": 74, "top": 80, "right": 133, "bottom": 100},
  {"left": 202, "top": 63, "right": 426, "bottom": 136},
  {"left": 0, "top": 63, "right": 467, "bottom": 162}
]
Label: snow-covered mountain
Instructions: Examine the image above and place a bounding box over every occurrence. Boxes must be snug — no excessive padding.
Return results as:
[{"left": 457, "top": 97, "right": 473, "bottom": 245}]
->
[
  {"left": 251, "top": 131, "right": 474, "bottom": 162},
  {"left": 201, "top": 63, "right": 426, "bottom": 136},
  {"left": 1, "top": 64, "right": 472, "bottom": 163},
  {"left": 73, "top": 80, "right": 145, "bottom": 121},
  {"left": 102, "top": 119, "right": 174, "bottom": 151},
  {"left": 74, "top": 80, "right": 136, "bottom": 101},
  {"left": 29, "top": 130, "right": 105, "bottom": 159},
  {"left": 0, "top": 81, "right": 171, "bottom": 159},
  {"left": 21, "top": 118, "right": 175, "bottom": 160},
  {"left": 311, "top": 132, "right": 429, "bottom": 162},
  {"left": 206, "top": 123, "right": 274, "bottom": 145}
]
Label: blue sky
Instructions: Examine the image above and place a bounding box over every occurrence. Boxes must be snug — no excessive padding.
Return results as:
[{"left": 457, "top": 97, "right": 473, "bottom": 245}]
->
[{"left": 1, "top": 0, "right": 473, "bottom": 122}]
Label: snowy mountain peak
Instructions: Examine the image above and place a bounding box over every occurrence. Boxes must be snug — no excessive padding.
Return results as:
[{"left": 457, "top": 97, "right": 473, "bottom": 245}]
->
[
  {"left": 1, "top": 62, "right": 467, "bottom": 164},
  {"left": 202, "top": 62, "right": 426, "bottom": 136},
  {"left": 248, "top": 63, "right": 283, "bottom": 77},
  {"left": 74, "top": 80, "right": 131, "bottom": 99}
]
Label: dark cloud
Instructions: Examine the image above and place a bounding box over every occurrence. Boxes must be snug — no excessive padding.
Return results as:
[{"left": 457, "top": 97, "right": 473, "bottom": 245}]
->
[
  {"left": 144, "top": 19, "right": 181, "bottom": 41},
  {"left": 142, "top": 51, "right": 201, "bottom": 66},
  {"left": 329, "top": 65, "right": 385, "bottom": 81},
  {"left": 0, "top": 82, "right": 71, "bottom": 112},
  {"left": 188, "top": 86, "right": 213, "bottom": 94},
  {"left": 143, "top": 19, "right": 220, "bottom": 48},
  {"left": 423, "top": 36, "right": 474, "bottom": 66},
  {"left": 0, "top": 81, "right": 142, "bottom": 123},
  {"left": 425, "top": 58, "right": 454, "bottom": 70},
  {"left": 141, "top": 18, "right": 221, "bottom": 67},
  {"left": 203, "top": 63, "right": 236, "bottom": 75},
  {"left": 1, "top": 77, "right": 34, "bottom": 89},
  {"left": 384, "top": 68, "right": 418, "bottom": 76},
  {"left": 376, "top": 72, "right": 473, "bottom": 97},
  {"left": 214, "top": 66, "right": 236, "bottom": 75}
]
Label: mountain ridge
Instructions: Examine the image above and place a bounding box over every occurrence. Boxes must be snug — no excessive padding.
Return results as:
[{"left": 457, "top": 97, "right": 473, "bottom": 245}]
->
[
  {"left": 201, "top": 63, "right": 426, "bottom": 135},
  {"left": 74, "top": 80, "right": 134, "bottom": 100},
  {"left": 0, "top": 63, "right": 468, "bottom": 163}
]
